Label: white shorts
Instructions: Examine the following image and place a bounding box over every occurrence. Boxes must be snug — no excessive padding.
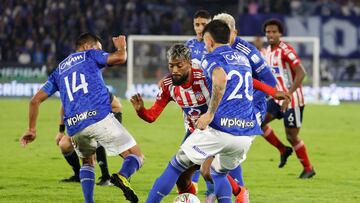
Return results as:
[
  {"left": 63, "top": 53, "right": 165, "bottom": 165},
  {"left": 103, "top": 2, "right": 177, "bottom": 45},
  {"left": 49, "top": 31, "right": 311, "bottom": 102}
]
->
[
  {"left": 71, "top": 113, "right": 137, "bottom": 158},
  {"left": 181, "top": 127, "right": 255, "bottom": 172}
]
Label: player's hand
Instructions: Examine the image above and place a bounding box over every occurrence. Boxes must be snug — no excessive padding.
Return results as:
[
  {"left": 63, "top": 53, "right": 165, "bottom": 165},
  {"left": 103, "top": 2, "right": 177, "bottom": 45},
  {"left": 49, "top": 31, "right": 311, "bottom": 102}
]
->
[
  {"left": 20, "top": 129, "right": 36, "bottom": 147},
  {"left": 55, "top": 132, "right": 65, "bottom": 146},
  {"left": 196, "top": 112, "right": 214, "bottom": 130},
  {"left": 112, "top": 35, "right": 126, "bottom": 51},
  {"left": 274, "top": 91, "right": 292, "bottom": 101},
  {"left": 130, "top": 93, "right": 144, "bottom": 111},
  {"left": 281, "top": 98, "right": 290, "bottom": 112}
]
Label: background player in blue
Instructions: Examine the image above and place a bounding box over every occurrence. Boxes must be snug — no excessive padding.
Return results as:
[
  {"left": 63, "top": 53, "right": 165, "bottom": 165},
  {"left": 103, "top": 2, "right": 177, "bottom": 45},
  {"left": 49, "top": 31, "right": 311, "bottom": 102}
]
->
[
  {"left": 146, "top": 20, "right": 262, "bottom": 203},
  {"left": 20, "top": 33, "right": 144, "bottom": 203},
  {"left": 185, "top": 10, "right": 211, "bottom": 69}
]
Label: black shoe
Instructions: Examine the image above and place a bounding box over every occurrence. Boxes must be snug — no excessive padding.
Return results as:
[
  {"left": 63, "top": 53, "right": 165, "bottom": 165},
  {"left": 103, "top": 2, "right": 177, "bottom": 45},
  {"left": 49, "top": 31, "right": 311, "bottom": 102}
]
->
[
  {"left": 96, "top": 175, "right": 113, "bottom": 186},
  {"left": 60, "top": 175, "right": 80, "bottom": 183},
  {"left": 110, "top": 173, "right": 138, "bottom": 203},
  {"left": 299, "top": 168, "right": 316, "bottom": 179},
  {"left": 278, "top": 146, "right": 293, "bottom": 168}
]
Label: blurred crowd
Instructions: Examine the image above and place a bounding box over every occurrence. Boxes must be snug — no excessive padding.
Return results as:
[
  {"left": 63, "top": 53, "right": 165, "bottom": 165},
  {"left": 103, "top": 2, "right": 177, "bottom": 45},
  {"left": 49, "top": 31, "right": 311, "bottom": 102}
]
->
[
  {"left": 240, "top": 0, "right": 360, "bottom": 16},
  {"left": 0, "top": 0, "right": 360, "bottom": 65}
]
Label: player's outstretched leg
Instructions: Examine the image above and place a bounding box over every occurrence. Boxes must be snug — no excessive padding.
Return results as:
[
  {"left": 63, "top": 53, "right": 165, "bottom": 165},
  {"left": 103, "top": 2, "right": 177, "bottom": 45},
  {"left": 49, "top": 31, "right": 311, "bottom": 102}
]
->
[
  {"left": 80, "top": 156, "right": 96, "bottom": 203},
  {"left": 111, "top": 145, "right": 144, "bottom": 203},
  {"left": 146, "top": 156, "right": 188, "bottom": 203},
  {"left": 263, "top": 125, "right": 293, "bottom": 167},
  {"left": 95, "top": 145, "right": 111, "bottom": 186},
  {"left": 59, "top": 136, "right": 80, "bottom": 182},
  {"left": 211, "top": 169, "right": 232, "bottom": 203}
]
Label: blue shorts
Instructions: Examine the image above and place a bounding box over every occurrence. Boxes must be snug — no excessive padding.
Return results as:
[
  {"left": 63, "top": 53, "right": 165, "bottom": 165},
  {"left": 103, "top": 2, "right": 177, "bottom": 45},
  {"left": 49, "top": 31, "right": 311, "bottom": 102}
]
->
[{"left": 267, "top": 99, "right": 304, "bottom": 128}]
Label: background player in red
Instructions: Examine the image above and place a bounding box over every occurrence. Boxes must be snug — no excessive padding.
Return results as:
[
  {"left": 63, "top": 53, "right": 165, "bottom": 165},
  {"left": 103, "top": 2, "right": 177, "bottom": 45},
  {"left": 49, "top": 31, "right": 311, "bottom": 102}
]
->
[{"left": 262, "top": 19, "right": 315, "bottom": 179}]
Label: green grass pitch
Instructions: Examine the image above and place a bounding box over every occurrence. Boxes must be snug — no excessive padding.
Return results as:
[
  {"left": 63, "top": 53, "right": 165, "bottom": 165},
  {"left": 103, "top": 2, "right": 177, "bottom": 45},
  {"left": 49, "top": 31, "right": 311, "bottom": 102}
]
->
[{"left": 0, "top": 98, "right": 359, "bottom": 203}]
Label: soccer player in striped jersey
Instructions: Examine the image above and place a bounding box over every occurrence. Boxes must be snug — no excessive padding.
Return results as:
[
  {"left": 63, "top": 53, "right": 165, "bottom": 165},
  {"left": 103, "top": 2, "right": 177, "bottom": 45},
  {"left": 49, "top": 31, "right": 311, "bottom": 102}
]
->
[
  {"left": 131, "top": 43, "right": 290, "bottom": 203},
  {"left": 262, "top": 19, "right": 315, "bottom": 178},
  {"left": 185, "top": 10, "right": 211, "bottom": 69}
]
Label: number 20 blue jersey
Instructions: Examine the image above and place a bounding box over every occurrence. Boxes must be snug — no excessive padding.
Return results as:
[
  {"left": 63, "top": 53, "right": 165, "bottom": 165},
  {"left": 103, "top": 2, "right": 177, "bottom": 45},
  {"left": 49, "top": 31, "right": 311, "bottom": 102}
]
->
[
  {"left": 201, "top": 45, "right": 263, "bottom": 136},
  {"left": 41, "top": 49, "right": 112, "bottom": 136}
]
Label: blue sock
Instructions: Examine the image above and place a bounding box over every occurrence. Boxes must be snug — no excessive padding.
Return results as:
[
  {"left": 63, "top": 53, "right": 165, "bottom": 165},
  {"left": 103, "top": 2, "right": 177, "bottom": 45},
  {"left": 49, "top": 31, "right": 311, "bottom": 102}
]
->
[
  {"left": 79, "top": 165, "right": 95, "bottom": 203},
  {"left": 211, "top": 170, "right": 232, "bottom": 203},
  {"left": 119, "top": 154, "right": 141, "bottom": 179},
  {"left": 191, "top": 170, "right": 201, "bottom": 182},
  {"left": 146, "top": 157, "right": 185, "bottom": 203},
  {"left": 228, "top": 165, "right": 244, "bottom": 186},
  {"left": 205, "top": 180, "right": 215, "bottom": 196}
]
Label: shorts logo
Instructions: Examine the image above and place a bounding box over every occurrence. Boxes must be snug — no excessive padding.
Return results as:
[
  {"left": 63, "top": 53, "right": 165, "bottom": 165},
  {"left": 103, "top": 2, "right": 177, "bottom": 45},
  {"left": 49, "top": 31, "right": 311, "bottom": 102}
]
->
[
  {"left": 220, "top": 117, "right": 255, "bottom": 128},
  {"left": 192, "top": 145, "right": 207, "bottom": 156},
  {"left": 67, "top": 110, "right": 97, "bottom": 126}
]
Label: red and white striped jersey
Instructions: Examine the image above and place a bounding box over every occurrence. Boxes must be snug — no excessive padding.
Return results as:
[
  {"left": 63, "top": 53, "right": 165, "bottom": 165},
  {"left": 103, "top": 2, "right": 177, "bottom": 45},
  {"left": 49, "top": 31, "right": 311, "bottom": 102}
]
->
[
  {"left": 137, "top": 68, "right": 210, "bottom": 133},
  {"left": 265, "top": 41, "right": 305, "bottom": 108}
]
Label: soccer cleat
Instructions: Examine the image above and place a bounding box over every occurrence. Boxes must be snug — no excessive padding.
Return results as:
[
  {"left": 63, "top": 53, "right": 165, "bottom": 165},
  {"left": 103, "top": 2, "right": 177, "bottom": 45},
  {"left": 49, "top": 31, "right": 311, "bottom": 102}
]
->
[
  {"left": 110, "top": 173, "right": 138, "bottom": 203},
  {"left": 278, "top": 146, "right": 293, "bottom": 168},
  {"left": 60, "top": 175, "right": 80, "bottom": 183},
  {"left": 235, "top": 186, "right": 250, "bottom": 203},
  {"left": 96, "top": 176, "right": 113, "bottom": 186},
  {"left": 204, "top": 193, "right": 216, "bottom": 203},
  {"left": 299, "top": 168, "right": 316, "bottom": 179}
]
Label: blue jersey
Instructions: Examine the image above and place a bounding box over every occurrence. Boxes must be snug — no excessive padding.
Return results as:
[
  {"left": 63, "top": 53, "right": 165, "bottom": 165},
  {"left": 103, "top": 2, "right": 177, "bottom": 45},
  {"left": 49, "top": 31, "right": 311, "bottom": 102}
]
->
[
  {"left": 201, "top": 45, "right": 263, "bottom": 136},
  {"left": 41, "top": 49, "right": 111, "bottom": 136},
  {"left": 185, "top": 38, "right": 207, "bottom": 69},
  {"left": 231, "top": 36, "right": 277, "bottom": 119}
]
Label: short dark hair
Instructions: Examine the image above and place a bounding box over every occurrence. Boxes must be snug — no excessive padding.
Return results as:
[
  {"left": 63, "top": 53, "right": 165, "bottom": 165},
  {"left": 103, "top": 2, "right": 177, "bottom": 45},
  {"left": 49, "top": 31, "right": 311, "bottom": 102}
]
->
[
  {"left": 263, "top": 19, "right": 284, "bottom": 34},
  {"left": 193, "top": 10, "right": 211, "bottom": 20},
  {"left": 202, "top": 20, "right": 230, "bottom": 44},
  {"left": 75, "top": 33, "right": 102, "bottom": 49}
]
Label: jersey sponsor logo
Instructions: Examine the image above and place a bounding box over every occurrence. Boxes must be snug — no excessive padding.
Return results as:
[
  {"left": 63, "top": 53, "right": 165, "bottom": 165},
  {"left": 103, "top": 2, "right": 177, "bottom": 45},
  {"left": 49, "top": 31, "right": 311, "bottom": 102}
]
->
[
  {"left": 221, "top": 51, "right": 250, "bottom": 66},
  {"left": 67, "top": 110, "right": 97, "bottom": 126},
  {"left": 220, "top": 117, "right": 255, "bottom": 128},
  {"left": 59, "top": 52, "right": 85, "bottom": 74},
  {"left": 250, "top": 54, "right": 261, "bottom": 64}
]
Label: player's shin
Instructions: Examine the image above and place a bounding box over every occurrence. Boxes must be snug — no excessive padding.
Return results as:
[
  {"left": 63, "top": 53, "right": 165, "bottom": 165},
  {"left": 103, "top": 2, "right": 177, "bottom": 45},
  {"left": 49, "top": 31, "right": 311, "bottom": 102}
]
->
[
  {"left": 96, "top": 145, "right": 110, "bottom": 179},
  {"left": 228, "top": 165, "right": 244, "bottom": 186},
  {"left": 79, "top": 165, "right": 95, "bottom": 203},
  {"left": 146, "top": 157, "right": 187, "bottom": 203},
  {"left": 211, "top": 169, "right": 232, "bottom": 203},
  {"left": 119, "top": 154, "right": 142, "bottom": 179},
  {"left": 63, "top": 150, "right": 81, "bottom": 178}
]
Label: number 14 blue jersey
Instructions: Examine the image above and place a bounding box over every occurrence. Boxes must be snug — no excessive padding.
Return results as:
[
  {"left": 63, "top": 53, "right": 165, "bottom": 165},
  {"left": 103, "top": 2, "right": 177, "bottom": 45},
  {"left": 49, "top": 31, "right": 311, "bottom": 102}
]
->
[
  {"left": 41, "top": 49, "right": 112, "bottom": 136},
  {"left": 201, "top": 45, "right": 262, "bottom": 136}
]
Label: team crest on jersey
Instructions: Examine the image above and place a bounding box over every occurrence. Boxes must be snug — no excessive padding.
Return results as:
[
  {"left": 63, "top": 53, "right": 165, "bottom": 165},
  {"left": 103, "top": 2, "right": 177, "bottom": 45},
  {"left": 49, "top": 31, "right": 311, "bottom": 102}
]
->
[
  {"left": 59, "top": 52, "right": 86, "bottom": 74},
  {"left": 195, "top": 92, "right": 205, "bottom": 102}
]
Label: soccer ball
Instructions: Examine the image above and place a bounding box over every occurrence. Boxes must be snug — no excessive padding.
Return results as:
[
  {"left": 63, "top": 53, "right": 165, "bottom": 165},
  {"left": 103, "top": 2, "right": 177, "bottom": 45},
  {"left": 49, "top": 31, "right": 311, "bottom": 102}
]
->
[{"left": 173, "top": 193, "right": 201, "bottom": 203}]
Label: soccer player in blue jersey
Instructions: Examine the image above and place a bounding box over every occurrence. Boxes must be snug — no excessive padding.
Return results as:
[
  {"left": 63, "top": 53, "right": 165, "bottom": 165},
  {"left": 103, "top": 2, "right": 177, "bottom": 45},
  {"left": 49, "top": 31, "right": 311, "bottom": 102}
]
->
[
  {"left": 185, "top": 10, "right": 211, "bottom": 69},
  {"left": 56, "top": 93, "right": 122, "bottom": 185},
  {"left": 146, "top": 20, "right": 263, "bottom": 203},
  {"left": 20, "top": 33, "right": 144, "bottom": 203}
]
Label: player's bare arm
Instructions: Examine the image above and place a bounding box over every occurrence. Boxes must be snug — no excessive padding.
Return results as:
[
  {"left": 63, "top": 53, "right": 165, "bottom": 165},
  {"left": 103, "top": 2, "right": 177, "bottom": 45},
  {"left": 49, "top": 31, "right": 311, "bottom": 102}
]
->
[
  {"left": 20, "top": 90, "right": 49, "bottom": 147},
  {"left": 196, "top": 67, "right": 227, "bottom": 130},
  {"left": 288, "top": 64, "right": 306, "bottom": 95},
  {"left": 55, "top": 105, "right": 65, "bottom": 145},
  {"left": 107, "top": 35, "right": 127, "bottom": 65}
]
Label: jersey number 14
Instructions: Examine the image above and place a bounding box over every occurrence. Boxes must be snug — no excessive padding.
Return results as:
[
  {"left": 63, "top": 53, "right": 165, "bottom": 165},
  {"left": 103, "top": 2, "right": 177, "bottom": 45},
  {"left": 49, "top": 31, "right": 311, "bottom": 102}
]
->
[{"left": 64, "top": 71, "right": 89, "bottom": 101}]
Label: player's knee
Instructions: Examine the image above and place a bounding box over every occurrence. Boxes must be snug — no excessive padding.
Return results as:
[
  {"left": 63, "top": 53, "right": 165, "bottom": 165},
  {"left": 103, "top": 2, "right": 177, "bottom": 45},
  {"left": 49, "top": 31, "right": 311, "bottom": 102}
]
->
[{"left": 59, "top": 137, "right": 73, "bottom": 154}]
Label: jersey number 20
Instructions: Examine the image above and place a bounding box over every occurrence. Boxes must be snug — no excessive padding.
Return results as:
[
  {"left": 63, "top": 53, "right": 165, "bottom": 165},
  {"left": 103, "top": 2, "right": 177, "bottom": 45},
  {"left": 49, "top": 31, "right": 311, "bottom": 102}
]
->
[
  {"left": 226, "top": 70, "right": 253, "bottom": 101},
  {"left": 64, "top": 71, "right": 89, "bottom": 101}
]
